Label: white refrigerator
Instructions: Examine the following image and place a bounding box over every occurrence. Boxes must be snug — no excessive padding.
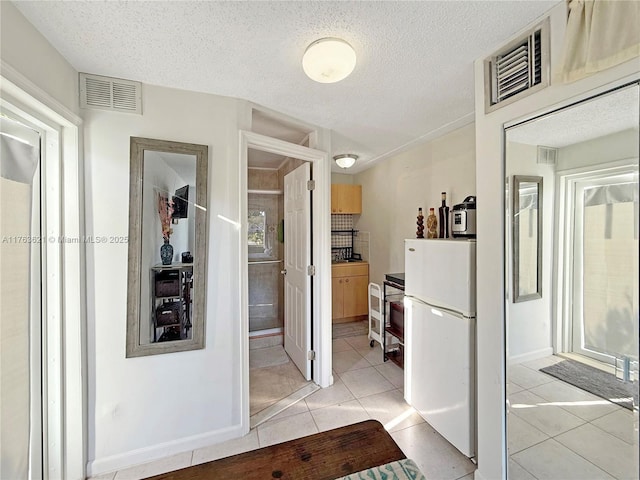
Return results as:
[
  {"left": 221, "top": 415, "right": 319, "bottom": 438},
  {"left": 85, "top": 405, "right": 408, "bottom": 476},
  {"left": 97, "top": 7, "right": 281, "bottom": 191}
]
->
[{"left": 404, "top": 238, "right": 476, "bottom": 458}]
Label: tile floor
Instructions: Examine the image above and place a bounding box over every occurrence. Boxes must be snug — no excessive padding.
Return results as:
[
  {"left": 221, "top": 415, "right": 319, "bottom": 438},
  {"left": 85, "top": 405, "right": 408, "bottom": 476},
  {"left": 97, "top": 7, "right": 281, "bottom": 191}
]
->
[
  {"left": 507, "top": 355, "right": 639, "bottom": 480},
  {"left": 93, "top": 334, "right": 476, "bottom": 480},
  {"left": 249, "top": 345, "right": 309, "bottom": 416}
]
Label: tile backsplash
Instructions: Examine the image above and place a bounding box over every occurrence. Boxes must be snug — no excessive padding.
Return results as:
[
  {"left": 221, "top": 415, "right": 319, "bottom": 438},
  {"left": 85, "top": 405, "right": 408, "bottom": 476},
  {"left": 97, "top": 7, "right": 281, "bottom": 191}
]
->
[
  {"left": 331, "top": 214, "right": 353, "bottom": 248},
  {"left": 331, "top": 215, "right": 369, "bottom": 261}
]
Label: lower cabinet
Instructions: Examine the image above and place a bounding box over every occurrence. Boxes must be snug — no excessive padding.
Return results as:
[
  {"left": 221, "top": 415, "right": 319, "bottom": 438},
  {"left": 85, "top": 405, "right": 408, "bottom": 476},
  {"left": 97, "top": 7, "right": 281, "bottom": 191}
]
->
[{"left": 331, "top": 263, "right": 369, "bottom": 321}]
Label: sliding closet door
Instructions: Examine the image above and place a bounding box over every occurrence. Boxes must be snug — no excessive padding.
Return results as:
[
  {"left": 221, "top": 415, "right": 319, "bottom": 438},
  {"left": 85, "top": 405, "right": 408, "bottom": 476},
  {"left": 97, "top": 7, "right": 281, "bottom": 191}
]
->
[{"left": 0, "top": 115, "right": 42, "bottom": 479}]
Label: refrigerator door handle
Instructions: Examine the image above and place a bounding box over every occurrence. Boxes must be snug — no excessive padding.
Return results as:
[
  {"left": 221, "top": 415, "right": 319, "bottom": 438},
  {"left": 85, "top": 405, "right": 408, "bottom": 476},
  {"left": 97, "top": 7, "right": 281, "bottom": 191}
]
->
[{"left": 404, "top": 295, "right": 471, "bottom": 321}]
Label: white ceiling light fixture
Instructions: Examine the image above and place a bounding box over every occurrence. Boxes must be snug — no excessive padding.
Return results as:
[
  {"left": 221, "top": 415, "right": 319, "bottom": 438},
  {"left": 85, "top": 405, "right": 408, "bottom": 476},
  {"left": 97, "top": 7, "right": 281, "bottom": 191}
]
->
[
  {"left": 302, "top": 38, "right": 356, "bottom": 83},
  {"left": 333, "top": 154, "right": 358, "bottom": 169}
]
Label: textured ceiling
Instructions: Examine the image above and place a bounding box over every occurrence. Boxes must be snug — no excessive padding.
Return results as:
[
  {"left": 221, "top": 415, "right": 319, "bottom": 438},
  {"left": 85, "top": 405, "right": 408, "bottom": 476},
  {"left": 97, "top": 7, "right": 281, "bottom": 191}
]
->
[
  {"left": 507, "top": 85, "right": 639, "bottom": 148},
  {"left": 14, "top": 0, "right": 559, "bottom": 173}
]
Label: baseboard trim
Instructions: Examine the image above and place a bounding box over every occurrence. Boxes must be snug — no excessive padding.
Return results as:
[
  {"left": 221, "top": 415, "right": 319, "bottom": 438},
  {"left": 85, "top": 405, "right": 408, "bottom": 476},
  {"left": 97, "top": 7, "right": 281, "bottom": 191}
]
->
[
  {"left": 87, "top": 424, "right": 244, "bottom": 477},
  {"left": 508, "top": 347, "right": 554, "bottom": 365}
]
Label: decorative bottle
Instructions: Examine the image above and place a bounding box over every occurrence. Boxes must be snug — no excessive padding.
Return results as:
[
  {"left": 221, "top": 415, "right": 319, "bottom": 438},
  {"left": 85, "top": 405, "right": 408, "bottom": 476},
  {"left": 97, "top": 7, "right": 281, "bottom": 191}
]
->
[
  {"left": 438, "top": 192, "right": 450, "bottom": 239},
  {"left": 416, "top": 208, "right": 425, "bottom": 238},
  {"left": 426, "top": 208, "right": 438, "bottom": 238}
]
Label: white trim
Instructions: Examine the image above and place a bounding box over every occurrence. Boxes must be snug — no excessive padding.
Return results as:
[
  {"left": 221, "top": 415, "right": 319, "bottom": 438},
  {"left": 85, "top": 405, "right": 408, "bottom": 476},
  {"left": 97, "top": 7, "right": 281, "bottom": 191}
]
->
[
  {"left": 247, "top": 189, "right": 283, "bottom": 195},
  {"left": 86, "top": 424, "right": 244, "bottom": 477},
  {"left": 1, "top": 72, "right": 85, "bottom": 479},
  {"left": 239, "top": 129, "right": 332, "bottom": 436},
  {"left": 557, "top": 162, "right": 638, "bottom": 363},
  {"left": 555, "top": 160, "right": 639, "bottom": 356},
  {"left": 507, "top": 347, "right": 554, "bottom": 365},
  {"left": 248, "top": 327, "right": 283, "bottom": 337},
  {"left": 1, "top": 61, "right": 82, "bottom": 126}
]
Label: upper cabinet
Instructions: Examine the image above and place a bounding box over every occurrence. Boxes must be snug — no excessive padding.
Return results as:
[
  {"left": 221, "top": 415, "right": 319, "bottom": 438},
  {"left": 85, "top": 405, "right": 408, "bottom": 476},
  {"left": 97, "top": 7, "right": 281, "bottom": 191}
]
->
[{"left": 331, "top": 184, "right": 362, "bottom": 214}]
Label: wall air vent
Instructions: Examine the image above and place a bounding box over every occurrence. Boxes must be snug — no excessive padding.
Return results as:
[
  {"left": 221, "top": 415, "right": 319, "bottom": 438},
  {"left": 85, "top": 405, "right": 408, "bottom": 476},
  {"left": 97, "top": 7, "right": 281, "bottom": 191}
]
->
[
  {"left": 537, "top": 145, "right": 558, "bottom": 165},
  {"left": 80, "top": 73, "right": 142, "bottom": 114},
  {"left": 484, "top": 18, "right": 549, "bottom": 113}
]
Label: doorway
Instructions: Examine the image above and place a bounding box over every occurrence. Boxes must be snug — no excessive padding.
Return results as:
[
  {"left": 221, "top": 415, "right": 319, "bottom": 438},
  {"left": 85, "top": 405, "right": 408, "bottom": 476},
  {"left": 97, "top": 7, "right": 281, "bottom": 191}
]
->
[
  {"left": 1, "top": 72, "right": 84, "bottom": 479},
  {"left": 240, "top": 127, "right": 331, "bottom": 432},
  {"left": 567, "top": 168, "right": 639, "bottom": 377},
  {"left": 247, "top": 153, "right": 314, "bottom": 422}
]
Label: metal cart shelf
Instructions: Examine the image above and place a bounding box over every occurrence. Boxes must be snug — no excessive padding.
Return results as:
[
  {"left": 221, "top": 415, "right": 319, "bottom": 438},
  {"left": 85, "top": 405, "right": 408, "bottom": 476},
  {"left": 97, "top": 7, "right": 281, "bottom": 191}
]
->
[
  {"left": 368, "top": 283, "right": 383, "bottom": 348},
  {"left": 382, "top": 273, "right": 405, "bottom": 368}
]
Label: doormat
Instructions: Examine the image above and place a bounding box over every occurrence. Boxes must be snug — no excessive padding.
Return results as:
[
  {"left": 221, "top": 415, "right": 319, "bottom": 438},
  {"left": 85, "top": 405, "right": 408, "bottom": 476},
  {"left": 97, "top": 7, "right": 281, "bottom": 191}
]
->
[
  {"left": 332, "top": 320, "right": 368, "bottom": 339},
  {"left": 540, "top": 359, "right": 638, "bottom": 411}
]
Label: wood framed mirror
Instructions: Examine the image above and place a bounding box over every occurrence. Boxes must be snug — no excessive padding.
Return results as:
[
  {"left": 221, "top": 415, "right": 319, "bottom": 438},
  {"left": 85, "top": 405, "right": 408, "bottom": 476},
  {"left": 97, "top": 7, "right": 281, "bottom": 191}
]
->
[
  {"left": 512, "top": 175, "right": 543, "bottom": 302},
  {"left": 126, "top": 137, "right": 208, "bottom": 357}
]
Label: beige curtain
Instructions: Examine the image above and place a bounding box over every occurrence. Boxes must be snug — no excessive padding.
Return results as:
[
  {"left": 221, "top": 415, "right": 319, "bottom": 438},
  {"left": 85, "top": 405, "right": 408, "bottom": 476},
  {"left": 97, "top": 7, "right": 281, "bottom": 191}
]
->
[{"left": 559, "top": 0, "right": 640, "bottom": 83}]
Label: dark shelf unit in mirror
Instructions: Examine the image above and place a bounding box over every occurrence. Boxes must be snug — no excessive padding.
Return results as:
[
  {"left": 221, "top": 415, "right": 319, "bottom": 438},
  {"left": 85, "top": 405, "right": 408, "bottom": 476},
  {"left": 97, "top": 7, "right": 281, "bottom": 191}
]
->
[{"left": 151, "top": 264, "right": 193, "bottom": 342}]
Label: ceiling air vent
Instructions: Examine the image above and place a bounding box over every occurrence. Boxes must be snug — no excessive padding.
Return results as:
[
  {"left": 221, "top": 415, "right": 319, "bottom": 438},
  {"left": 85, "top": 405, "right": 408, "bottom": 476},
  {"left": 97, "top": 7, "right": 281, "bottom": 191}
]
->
[
  {"left": 484, "top": 19, "right": 549, "bottom": 113},
  {"left": 80, "top": 73, "right": 142, "bottom": 114}
]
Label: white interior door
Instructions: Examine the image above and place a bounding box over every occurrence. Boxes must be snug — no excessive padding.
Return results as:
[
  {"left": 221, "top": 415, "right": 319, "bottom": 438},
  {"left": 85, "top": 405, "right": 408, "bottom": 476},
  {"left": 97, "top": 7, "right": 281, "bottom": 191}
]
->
[{"left": 283, "top": 162, "right": 311, "bottom": 380}]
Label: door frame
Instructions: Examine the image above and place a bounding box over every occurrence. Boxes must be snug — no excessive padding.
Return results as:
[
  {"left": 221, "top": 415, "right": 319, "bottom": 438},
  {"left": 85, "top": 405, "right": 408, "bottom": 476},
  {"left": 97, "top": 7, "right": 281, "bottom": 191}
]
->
[
  {"left": 239, "top": 130, "right": 332, "bottom": 434},
  {"left": 555, "top": 160, "right": 639, "bottom": 358},
  {"left": 570, "top": 169, "right": 638, "bottom": 364},
  {"left": 1, "top": 64, "right": 84, "bottom": 479}
]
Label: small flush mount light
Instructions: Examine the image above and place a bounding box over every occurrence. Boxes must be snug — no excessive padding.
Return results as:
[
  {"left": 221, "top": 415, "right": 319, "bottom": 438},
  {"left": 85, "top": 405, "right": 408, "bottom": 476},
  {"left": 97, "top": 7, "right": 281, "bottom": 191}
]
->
[
  {"left": 302, "top": 38, "right": 356, "bottom": 83},
  {"left": 333, "top": 154, "right": 358, "bottom": 169}
]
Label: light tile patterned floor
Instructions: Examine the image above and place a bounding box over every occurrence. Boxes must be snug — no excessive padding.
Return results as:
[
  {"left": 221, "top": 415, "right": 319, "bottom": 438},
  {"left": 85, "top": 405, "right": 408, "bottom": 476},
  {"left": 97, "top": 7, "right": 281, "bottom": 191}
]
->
[
  {"left": 508, "top": 356, "right": 639, "bottom": 480},
  {"left": 94, "top": 334, "right": 476, "bottom": 480}
]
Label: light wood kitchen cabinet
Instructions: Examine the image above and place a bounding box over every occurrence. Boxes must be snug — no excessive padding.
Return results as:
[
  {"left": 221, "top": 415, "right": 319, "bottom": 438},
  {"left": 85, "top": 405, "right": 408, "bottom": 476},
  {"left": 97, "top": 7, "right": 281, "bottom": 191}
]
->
[
  {"left": 331, "top": 262, "right": 369, "bottom": 322},
  {"left": 331, "top": 184, "right": 362, "bottom": 214}
]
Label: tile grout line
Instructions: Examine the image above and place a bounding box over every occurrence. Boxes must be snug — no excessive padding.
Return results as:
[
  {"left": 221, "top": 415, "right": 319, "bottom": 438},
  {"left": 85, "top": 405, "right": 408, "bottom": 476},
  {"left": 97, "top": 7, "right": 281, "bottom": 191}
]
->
[
  {"left": 509, "top": 366, "right": 636, "bottom": 479},
  {"left": 511, "top": 381, "right": 630, "bottom": 443},
  {"left": 509, "top": 455, "right": 540, "bottom": 480}
]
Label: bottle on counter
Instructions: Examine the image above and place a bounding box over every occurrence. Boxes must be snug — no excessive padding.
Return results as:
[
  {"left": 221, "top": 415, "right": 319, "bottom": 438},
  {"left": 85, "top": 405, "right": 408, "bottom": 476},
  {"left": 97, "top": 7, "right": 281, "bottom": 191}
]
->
[
  {"left": 439, "top": 192, "right": 450, "bottom": 238},
  {"left": 426, "top": 208, "right": 438, "bottom": 238},
  {"left": 416, "top": 208, "right": 425, "bottom": 238}
]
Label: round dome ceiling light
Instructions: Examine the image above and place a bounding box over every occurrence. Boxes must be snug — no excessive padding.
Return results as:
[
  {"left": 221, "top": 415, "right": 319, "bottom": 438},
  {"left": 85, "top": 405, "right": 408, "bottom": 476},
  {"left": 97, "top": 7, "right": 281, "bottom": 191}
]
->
[
  {"left": 302, "top": 38, "right": 356, "bottom": 84},
  {"left": 333, "top": 154, "right": 358, "bottom": 169}
]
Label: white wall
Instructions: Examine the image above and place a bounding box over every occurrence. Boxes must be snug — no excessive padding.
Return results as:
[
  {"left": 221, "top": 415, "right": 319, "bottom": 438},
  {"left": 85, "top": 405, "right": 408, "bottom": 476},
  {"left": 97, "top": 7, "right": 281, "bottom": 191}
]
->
[
  {"left": 331, "top": 172, "right": 354, "bottom": 184},
  {"left": 504, "top": 142, "right": 555, "bottom": 362},
  {"left": 473, "top": 2, "right": 640, "bottom": 479},
  {"left": 0, "top": 1, "right": 79, "bottom": 113},
  {"left": 354, "top": 123, "right": 475, "bottom": 285},
  {"left": 558, "top": 128, "right": 639, "bottom": 170},
  {"left": 84, "top": 84, "right": 244, "bottom": 474}
]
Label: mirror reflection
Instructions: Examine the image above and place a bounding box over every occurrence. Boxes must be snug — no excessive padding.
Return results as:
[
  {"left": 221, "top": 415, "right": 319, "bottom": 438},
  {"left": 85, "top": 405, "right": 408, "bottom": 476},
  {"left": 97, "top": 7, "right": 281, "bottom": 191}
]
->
[
  {"left": 512, "top": 176, "right": 542, "bottom": 302},
  {"left": 126, "top": 138, "right": 208, "bottom": 357},
  {"left": 504, "top": 84, "right": 639, "bottom": 479}
]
